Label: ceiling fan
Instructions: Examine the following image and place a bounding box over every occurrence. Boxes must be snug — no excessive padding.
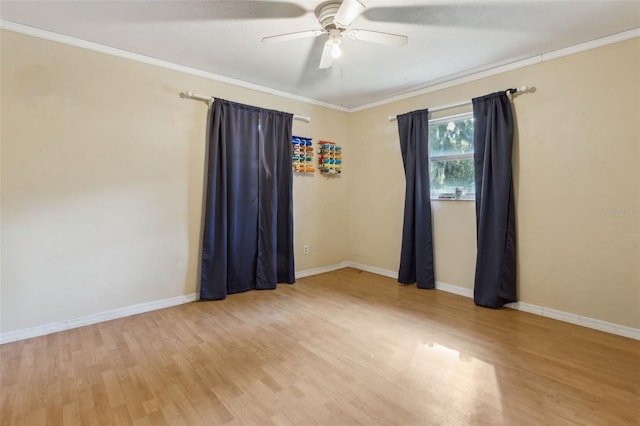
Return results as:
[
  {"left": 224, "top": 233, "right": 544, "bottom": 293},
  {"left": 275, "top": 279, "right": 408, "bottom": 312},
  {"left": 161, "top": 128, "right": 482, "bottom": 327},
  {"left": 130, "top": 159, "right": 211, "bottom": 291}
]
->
[{"left": 262, "top": 0, "right": 408, "bottom": 69}]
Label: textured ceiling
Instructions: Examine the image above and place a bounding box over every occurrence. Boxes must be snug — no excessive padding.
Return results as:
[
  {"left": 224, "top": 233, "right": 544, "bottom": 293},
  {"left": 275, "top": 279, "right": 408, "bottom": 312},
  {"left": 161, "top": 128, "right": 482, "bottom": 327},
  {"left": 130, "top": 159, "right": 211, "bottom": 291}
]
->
[{"left": 2, "top": 0, "right": 639, "bottom": 109}]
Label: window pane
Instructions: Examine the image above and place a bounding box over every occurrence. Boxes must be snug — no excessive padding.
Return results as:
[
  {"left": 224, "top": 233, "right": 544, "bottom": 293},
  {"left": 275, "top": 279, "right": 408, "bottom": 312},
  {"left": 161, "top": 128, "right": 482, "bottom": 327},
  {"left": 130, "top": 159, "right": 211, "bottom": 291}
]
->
[
  {"left": 429, "top": 117, "right": 474, "bottom": 158},
  {"left": 429, "top": 114, "right": 475, "bottom": 199},
  {"left": 430, "top": 159, "right": 475, "bottom": 198}
]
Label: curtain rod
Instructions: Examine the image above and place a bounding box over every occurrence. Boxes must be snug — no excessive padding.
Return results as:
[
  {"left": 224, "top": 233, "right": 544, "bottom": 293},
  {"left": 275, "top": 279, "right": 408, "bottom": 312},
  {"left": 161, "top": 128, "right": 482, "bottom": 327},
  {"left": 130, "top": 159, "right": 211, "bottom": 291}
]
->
[
  {"left": 387, "top": 86, "right": 529, "bottom": 122},
  {"left": 183, "top": 91, "right": 311, "bottom": 123}
]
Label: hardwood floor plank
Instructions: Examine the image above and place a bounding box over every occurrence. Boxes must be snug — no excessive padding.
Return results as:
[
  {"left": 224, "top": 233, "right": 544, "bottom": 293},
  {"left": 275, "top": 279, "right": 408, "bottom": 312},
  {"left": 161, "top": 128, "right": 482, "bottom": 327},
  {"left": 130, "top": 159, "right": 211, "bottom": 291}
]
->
[
  {"left": 61, "top": 401, "right": 80, "bottom": 426},
  {"left": 1, "top": 268, "right": 638, "bottom": 425}
]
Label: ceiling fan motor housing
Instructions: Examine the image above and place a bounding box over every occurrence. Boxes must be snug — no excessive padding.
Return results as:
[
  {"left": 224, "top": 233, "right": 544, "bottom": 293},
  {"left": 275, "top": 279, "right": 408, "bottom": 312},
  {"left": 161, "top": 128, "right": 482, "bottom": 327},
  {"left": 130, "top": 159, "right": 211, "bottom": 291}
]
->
[{"left": 316, "top": 1, "right": 343, "bottom": 30}]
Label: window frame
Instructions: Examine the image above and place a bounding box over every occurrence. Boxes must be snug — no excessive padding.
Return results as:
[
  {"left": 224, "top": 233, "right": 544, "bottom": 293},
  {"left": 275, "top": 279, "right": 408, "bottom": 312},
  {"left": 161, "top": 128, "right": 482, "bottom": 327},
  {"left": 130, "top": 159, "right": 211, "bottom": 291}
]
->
[{"left": 428, "top": 112, "right": 476, "bottom": 201}]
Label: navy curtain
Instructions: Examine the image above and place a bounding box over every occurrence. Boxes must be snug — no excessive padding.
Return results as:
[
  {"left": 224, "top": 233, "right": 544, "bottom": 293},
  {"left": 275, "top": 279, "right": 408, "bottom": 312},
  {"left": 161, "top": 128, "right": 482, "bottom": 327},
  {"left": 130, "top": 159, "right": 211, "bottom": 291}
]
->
[
  {"left": 200, "top": 99, "right": 295, "bottom": 300},
  {"left": 472, "top": 92, "right": 517, "bottom": 308},
  {"left": 397, "top": 109, "right": 436, "bottom": 289}
]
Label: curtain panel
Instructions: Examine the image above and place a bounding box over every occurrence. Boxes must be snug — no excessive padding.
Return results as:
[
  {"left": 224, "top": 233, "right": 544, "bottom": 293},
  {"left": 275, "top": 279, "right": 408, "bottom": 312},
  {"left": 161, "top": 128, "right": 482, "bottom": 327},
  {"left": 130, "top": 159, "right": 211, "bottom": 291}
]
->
[
  {"left": 397, "top": 109, "right": 436, "bottom": 289},
  {"left": 472, "top": 92, "right": 517, "bottom": 308},
  {"left": 200, "top": 99, "right": 295, "bottom": 300}
]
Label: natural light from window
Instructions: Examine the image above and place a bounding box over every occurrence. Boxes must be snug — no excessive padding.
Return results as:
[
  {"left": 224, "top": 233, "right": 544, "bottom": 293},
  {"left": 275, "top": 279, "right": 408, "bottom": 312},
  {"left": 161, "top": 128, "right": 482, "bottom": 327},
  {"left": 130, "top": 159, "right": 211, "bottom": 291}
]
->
[{"left": 429, "top": 113, "right": 475, "bottom": 200}]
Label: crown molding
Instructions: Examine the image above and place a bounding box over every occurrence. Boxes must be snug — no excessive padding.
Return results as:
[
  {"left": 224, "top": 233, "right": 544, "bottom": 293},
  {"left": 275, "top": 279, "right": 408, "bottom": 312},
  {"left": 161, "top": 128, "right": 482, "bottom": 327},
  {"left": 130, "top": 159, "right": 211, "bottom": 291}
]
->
[
  {"left": 352, "top": 27, "right": 640, "bottom": 112},
  {"left": 542, "top": 27, "right": 640, "bottom": 61},
  {"left": 0, "top": 19, "right": 350, "bottom": 113},
  {"left": 1, "top": 20, "right": 637, "bottom": 113}
]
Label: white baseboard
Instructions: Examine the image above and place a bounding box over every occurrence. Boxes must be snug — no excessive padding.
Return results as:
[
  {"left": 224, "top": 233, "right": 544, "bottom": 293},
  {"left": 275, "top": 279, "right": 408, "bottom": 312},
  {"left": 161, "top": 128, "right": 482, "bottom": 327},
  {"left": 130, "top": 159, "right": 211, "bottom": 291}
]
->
[
  {"left": 0, "top": 293, "right": 197, "bottom": 345},
  {"left": 344, "top": 261, "right": 475, "bottom": 298},
  {"left": 3, "top": 262, "right": 638, "bottom": 344},
  {"left": 433, "top": 281, "right": 474, "bottom": 298},
  {"left": 504, "top": 302, "right": 640, "bottom": 340},
  {"left": 295, "top": 261, "right": 351, "bottom": 279},
  {"left": 344, "top": 261, "right": 398, "bottom": 279},
  {"left": 1, "top": 264, "right": 350, "bottom": 344},
  {"left": 342, "top": 261, "right": 639, "bottom": 340}
]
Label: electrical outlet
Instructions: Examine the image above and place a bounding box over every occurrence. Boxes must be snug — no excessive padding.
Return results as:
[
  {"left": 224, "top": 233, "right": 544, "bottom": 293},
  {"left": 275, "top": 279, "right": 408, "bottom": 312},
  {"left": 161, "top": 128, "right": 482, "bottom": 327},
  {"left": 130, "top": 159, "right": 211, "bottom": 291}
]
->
[{"left": 303, "top": 245, "right": 309, "bottom": 255}]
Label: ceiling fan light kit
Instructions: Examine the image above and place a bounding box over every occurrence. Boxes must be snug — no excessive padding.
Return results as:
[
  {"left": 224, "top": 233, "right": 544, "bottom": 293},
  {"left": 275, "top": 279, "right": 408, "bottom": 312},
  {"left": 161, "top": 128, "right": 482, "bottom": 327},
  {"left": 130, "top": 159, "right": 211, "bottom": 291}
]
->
[
  {"left": 261, "top": 0, "right": 408, "bottom": 69},
  {"left": 330, "top": 39, "right": 342, "bottom": 59}
]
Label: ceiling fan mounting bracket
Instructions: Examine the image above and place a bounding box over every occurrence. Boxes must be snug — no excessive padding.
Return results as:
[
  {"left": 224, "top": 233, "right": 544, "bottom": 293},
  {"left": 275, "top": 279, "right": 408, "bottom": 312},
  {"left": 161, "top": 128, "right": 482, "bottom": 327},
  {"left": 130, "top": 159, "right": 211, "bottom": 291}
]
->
[{"left": 316, "top": 1, "right": 343, "bottom": 30}]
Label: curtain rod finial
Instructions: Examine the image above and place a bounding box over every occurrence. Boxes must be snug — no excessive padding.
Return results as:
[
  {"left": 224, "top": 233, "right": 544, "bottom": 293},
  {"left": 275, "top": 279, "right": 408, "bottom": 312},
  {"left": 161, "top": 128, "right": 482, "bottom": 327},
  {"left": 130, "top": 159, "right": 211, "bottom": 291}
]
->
[{"left": 507, "top": 86, "right": 530, "bottom": 96}]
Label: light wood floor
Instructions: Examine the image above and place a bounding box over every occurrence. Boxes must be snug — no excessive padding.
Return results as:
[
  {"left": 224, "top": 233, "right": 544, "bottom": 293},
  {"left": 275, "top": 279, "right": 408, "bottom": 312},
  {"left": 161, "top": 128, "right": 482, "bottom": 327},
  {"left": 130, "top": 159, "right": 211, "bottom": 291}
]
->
[{"left": 1, "top": 268, "right": 639, "bottom": 425}]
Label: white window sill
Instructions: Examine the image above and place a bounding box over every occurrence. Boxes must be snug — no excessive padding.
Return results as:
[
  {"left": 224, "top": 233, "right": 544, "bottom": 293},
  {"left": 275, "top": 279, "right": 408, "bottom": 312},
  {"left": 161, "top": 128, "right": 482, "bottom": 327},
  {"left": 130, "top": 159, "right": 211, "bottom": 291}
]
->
[{"left": 431, "top": 196, "right": 475, "bottom": 201}]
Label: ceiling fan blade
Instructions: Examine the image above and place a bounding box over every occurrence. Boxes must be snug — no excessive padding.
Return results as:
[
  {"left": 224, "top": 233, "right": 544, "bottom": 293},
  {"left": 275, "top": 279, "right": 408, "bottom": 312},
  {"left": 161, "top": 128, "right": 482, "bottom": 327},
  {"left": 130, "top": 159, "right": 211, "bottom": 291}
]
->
[
  {"left": 319, "top": 39, "right": 335, "bottom": 69},
  {"left": 334, "top": 0, "right": 366, "bottom": 27},
  {"left": 346, "top": 29, "right": 408, "bottom": 47},
  {"left": 262, "top": 29, "right": 325, "bottom": 43}
]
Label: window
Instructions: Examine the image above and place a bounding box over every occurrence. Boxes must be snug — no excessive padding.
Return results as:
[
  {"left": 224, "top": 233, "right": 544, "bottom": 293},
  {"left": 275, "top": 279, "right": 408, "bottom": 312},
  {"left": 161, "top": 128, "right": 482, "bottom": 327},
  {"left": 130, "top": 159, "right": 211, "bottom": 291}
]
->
[{"left": 429, "top": 113, "right": 475, "bottom": 200}]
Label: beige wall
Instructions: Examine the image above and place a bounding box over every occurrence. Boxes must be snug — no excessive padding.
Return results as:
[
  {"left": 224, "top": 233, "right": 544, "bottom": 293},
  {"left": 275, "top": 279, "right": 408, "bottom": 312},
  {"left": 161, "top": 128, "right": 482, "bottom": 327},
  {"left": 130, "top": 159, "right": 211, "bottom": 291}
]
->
[
  {"left": 1, "top": 30, "right": 348, "bottom": 332},
  {"left": 1, "top": 29, "right": 638, "bottom": 334},
  {"left": 349, "top": 38, "right": 639, "bottom": 328}
]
